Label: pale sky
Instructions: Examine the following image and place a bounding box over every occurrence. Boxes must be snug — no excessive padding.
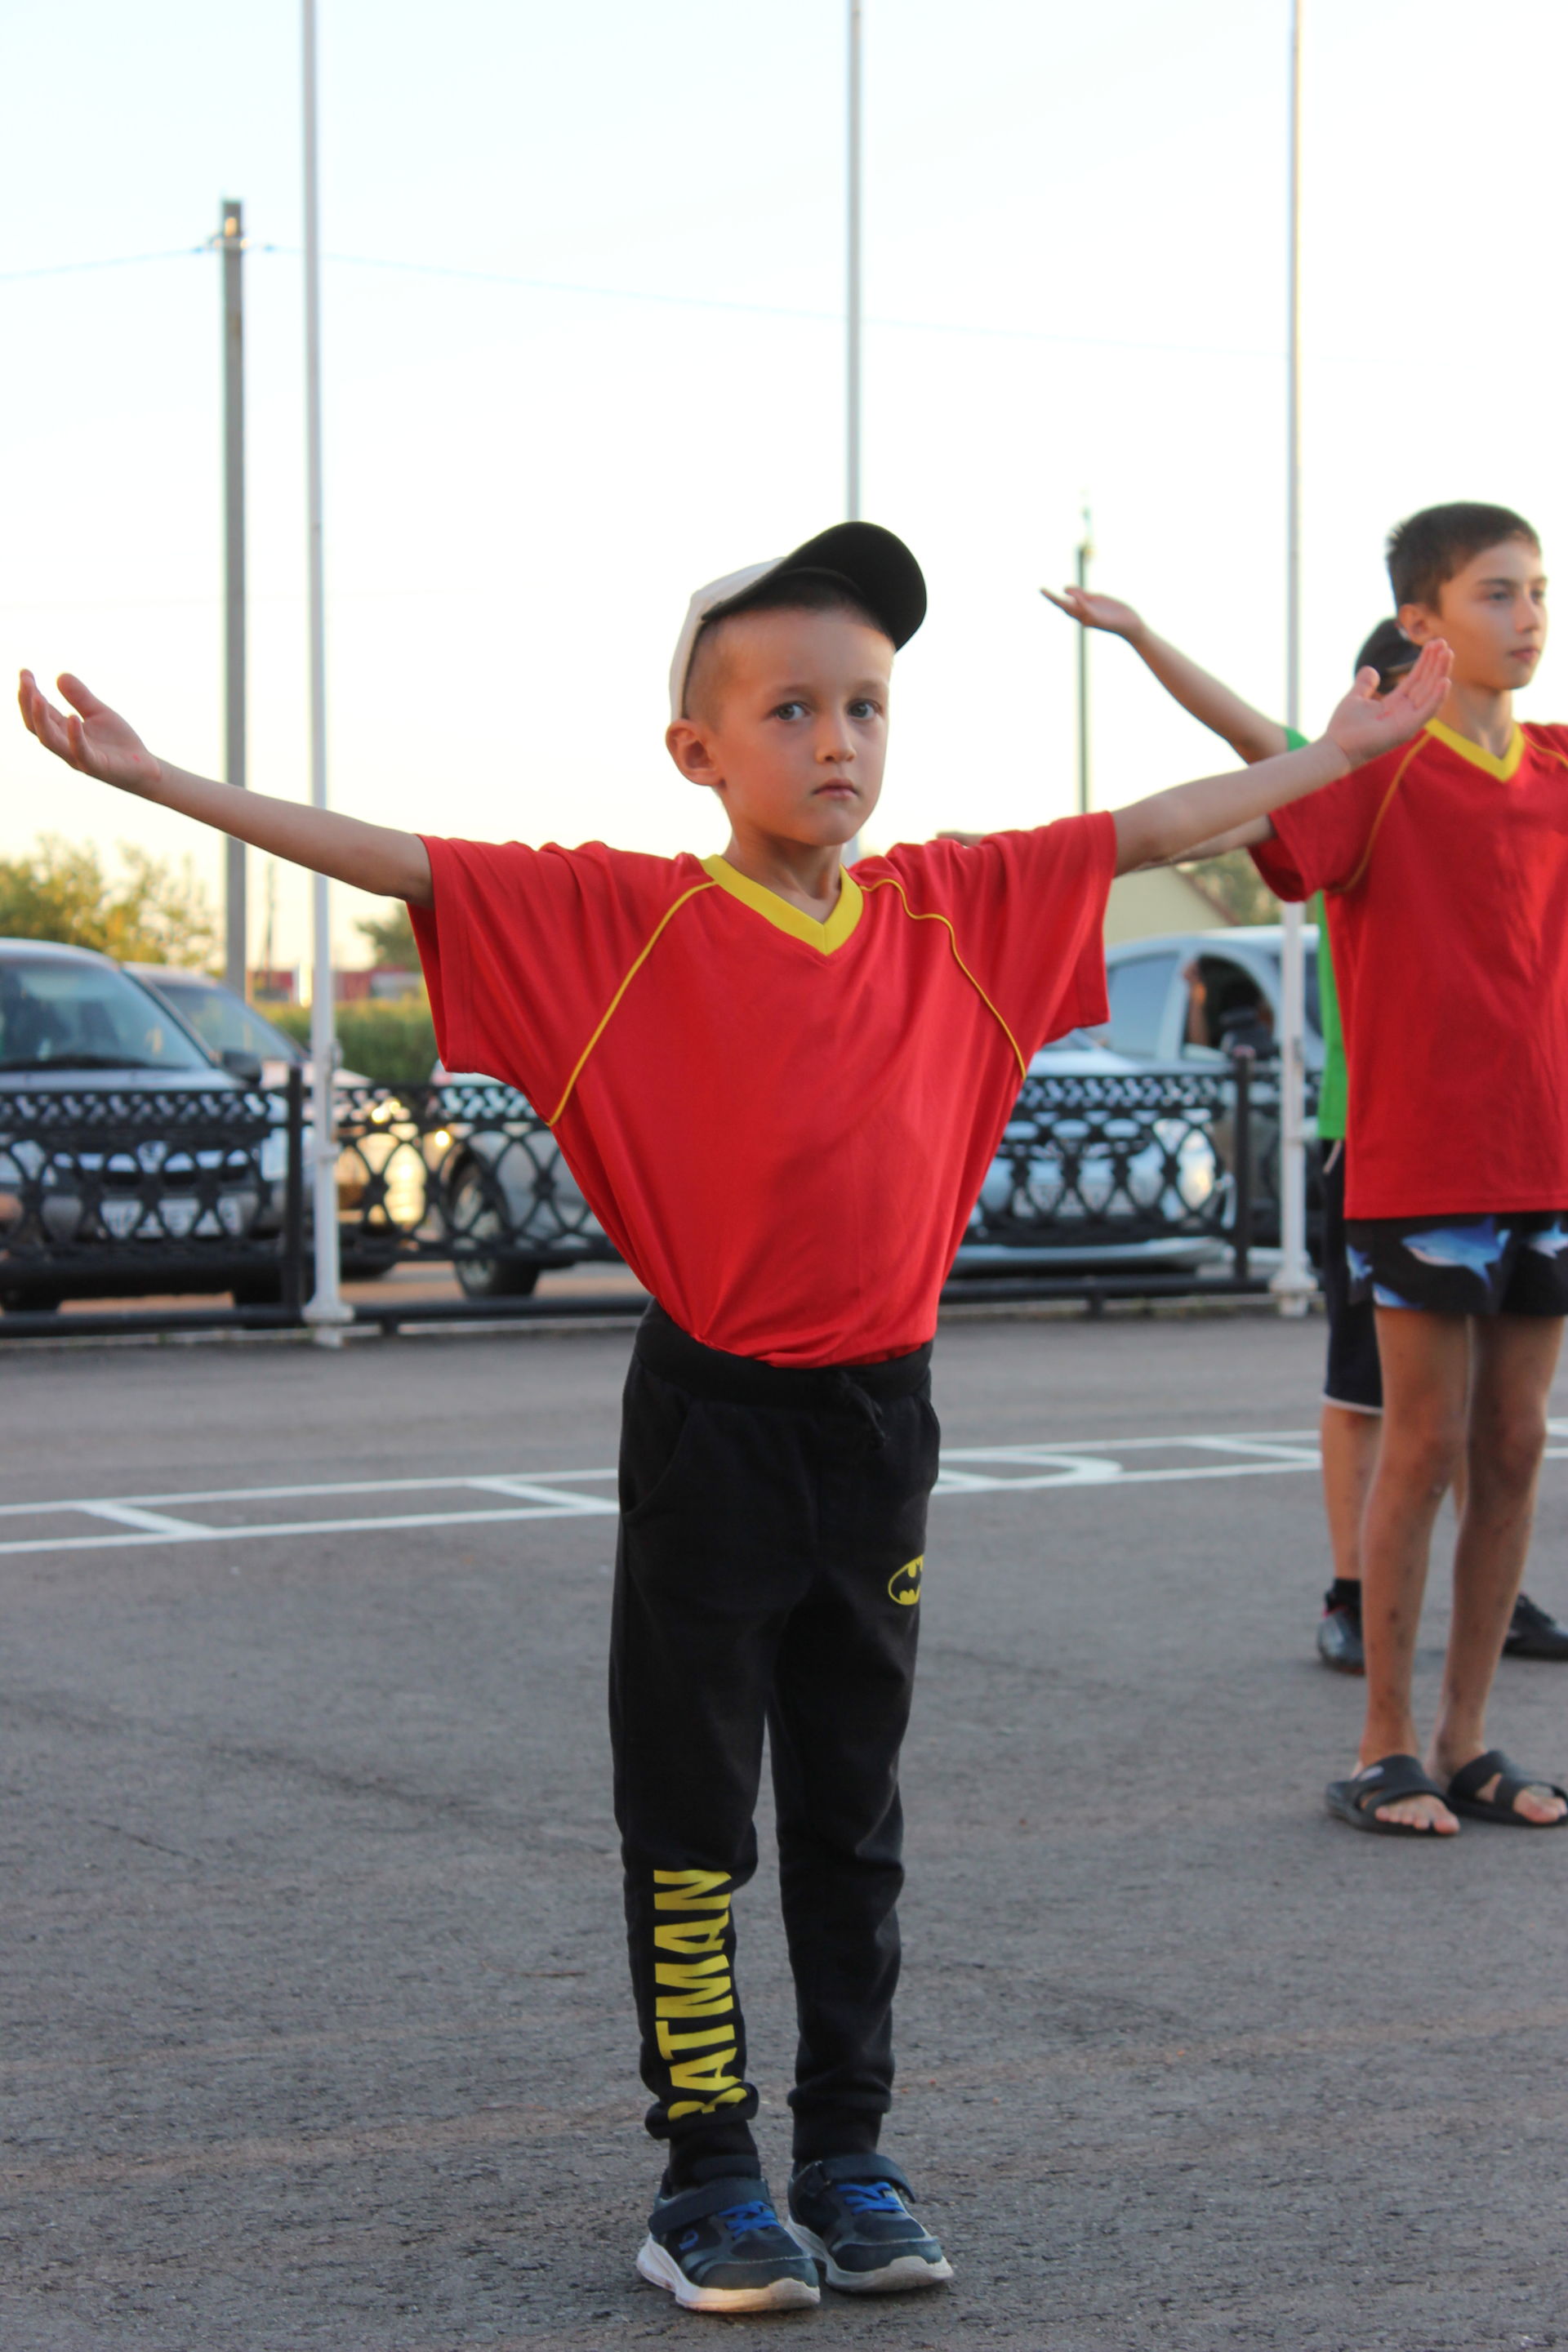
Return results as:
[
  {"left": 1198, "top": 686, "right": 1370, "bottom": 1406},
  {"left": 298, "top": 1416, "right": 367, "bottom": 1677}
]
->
[{"left": 3, "top": 0, "right": 1566, "bottom": 974}]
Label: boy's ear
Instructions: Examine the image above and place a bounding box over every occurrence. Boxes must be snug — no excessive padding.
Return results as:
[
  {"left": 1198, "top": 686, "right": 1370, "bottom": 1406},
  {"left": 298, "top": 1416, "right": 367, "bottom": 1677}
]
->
[
  {"left": 1396, "top": 599, "right": 1441, "bottom": 646},
  {"left": 665, "top": 718, "right": 724, "bottom": 791}
]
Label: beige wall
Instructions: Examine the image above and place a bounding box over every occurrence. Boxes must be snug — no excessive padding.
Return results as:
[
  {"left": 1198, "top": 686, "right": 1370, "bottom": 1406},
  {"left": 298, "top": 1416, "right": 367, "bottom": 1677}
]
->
[{"left": 1103, "top": 866, "right": 1232, "bottom": 945}]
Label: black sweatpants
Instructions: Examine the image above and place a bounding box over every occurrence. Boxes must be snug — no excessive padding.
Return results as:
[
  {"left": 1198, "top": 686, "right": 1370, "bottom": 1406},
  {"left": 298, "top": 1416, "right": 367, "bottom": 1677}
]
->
[{"left": 608, "top": 1303, "right": 938, "bottom": 2188}]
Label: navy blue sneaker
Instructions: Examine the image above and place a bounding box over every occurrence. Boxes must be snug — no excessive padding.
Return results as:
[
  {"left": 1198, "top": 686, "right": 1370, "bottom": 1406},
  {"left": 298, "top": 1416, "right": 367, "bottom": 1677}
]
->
[
  {"left": 788, "top": 2154, "right": 953, "bottom": 2295},
  {"left": 636, "top": 2174, "right": 820, "bottom": 2314}
]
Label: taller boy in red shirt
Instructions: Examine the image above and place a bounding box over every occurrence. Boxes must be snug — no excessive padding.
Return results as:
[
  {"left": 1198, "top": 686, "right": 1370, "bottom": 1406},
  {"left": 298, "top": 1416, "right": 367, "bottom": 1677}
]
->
[
  {"left": 18, "top": 524, "right": 1448, "bottom": 2314},
  {"left": 1244, "top": 502, "right": 1568, "bottom": 1839}
]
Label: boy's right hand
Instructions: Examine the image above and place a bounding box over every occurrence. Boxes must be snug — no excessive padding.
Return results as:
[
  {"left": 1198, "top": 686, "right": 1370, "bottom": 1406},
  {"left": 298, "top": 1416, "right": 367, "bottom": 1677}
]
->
[
  {"left": 18, "top": 671, "right": 163, "bottom": 796},
  {"left": 1040, "top": 586, "right": 1144, "bottom": 641},
  {"left": 1322, "top": 640, "right": 1451, "bottom": 769}
]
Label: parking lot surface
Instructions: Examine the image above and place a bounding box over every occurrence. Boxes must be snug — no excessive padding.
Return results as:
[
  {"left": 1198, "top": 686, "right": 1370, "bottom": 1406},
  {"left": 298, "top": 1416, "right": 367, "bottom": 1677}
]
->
[{"left": 2, "top": 1307, "right": 1566, "bottom": 2351}]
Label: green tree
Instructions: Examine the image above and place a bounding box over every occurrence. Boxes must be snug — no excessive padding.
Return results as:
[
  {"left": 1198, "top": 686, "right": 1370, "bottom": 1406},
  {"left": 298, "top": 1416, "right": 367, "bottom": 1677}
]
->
[
  {"left": 0, "top": 835, "right": 217, "bottom": 964},
  {"left": 355, "top": 899, "right": 421, "bottom": 968}
]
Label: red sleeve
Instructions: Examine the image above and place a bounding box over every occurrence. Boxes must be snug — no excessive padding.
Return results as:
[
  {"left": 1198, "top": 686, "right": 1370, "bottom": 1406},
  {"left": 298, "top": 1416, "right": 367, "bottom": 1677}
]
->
[
  {"left": 409, "top": 838, "right": 693, "bottom": 1116},
  {"left": 1250, "top": 756, "right": 1396, "bottom": 901},
  {"left": 874, "top": 811, "right": 1117, "bottom": 1055}
]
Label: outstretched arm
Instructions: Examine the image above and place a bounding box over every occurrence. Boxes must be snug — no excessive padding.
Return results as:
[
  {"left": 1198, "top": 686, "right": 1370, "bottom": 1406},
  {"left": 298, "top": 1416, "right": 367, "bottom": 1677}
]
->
[
  {"left": 1111, "top": 640, "right": 1450, "bottom": 876},
  {"left": 17, "top": 671, "right": 434, "bottom": 906},
  {"left": 1042, "top": 587, "right": 1290, "bottom": 764}
]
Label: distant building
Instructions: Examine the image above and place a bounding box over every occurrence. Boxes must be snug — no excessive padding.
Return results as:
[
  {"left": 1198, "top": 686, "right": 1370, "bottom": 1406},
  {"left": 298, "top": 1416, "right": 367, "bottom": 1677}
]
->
[
  {"left": 1103, "top": 865, "right": 1233, "bottom": 946},
  {"left": 248, "top": 966, "right": 299, "bottom": 1004},
  {"left": 333, "top": 964, "right": 424, "bottom": 1004}
]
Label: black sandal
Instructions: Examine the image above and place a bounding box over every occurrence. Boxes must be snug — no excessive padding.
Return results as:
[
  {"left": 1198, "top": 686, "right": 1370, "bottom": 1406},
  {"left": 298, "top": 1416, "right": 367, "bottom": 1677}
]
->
[
  {"left": 1445, "top": 1748, "right": 1568, "bottom": 1829},
  {"left": 1326, "top": 1753, "right": 1453, "bottom": 1837}
]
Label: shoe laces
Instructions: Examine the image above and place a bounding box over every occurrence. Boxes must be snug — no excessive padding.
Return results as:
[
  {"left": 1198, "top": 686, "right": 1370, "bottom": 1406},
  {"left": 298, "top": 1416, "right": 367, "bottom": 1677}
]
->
[
  {"left": 714, "top": 2198, "right": 781, "bottom": 2243},
  {"left": 837, "top": 2180, "right": 906, "bottom": 2215}
]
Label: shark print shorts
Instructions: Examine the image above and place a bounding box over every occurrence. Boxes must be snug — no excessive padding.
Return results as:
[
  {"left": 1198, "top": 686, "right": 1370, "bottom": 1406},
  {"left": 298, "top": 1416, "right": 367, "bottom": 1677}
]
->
[{"left": 1344, "top": 1214, "right": 1568, "bottom": 1316}]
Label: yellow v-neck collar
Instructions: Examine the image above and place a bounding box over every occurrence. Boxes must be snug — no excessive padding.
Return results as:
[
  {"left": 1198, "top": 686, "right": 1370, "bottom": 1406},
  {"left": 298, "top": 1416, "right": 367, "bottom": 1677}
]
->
[
  {"left": 1424, "top": 718, "right": 1525, "bottom": 782},
  {"left": 700, "top": 854, "right": 864, "bottom": 954}
]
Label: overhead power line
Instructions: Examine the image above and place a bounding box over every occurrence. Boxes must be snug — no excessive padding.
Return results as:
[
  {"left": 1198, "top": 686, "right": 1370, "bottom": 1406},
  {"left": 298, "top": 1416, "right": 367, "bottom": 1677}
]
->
[
  {"left": 2, "top": 238, "right": 1284, "bottom": 364},
  {"left": 0, "top": 246, "right": 206, "bottom": 283}
]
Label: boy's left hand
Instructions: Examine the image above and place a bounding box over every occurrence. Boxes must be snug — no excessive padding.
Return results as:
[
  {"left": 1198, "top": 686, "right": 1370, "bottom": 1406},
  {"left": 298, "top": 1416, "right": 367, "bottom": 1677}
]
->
[
  {"left": 1324, "top": 639, "right": 1451, "bottom": 768},
  {"left": 1040, "top": 586, "right": 1143, "bottom": 640}
]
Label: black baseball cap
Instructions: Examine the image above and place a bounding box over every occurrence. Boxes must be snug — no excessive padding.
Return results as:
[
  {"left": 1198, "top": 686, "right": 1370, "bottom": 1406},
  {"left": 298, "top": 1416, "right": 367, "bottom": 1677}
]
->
[{"left": 669, "top": 522, "right": 928, "bottom": 719}]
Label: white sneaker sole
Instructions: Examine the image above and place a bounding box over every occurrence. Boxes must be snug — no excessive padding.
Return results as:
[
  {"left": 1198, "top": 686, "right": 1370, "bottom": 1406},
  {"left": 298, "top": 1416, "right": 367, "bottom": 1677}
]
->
[
  {"left": 789, "top": 2221, "right": 954, "bottom": 2294},
  {"left": 635, "top": 2233, "right": 820, "bottom": 2314}
]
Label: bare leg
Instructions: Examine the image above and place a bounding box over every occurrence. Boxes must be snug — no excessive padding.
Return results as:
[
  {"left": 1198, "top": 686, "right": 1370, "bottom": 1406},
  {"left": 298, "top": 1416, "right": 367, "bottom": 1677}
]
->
[
  {"left": 1321, "top": 1402, "right": 1380, "bottom": 1581},
  {"left": 1428, "top": 1316, "right": 1567, "bottom": 1824},
  {"left": 1353, "top": 1311, "right": 1470, "bottom": 1830}
]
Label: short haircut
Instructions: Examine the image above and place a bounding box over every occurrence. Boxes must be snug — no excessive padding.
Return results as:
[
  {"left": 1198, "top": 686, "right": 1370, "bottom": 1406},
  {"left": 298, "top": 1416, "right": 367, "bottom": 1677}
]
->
[
  {"left": 684, "top": 567, "right": 890, "bottom": 720},
  {"left": 1354, "top": 617, "right": 1417, "bottom": 688},
  {"left": 1386, "top": 501, "right": 1539, "bottom": 611}
]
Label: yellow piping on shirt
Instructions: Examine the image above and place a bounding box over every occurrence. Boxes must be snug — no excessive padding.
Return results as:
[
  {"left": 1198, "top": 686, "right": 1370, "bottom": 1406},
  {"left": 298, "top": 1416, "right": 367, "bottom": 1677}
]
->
[
  {"left": 546, "top": 879, "right": 718, "bottom": 1127},
  {"left": 546, "top": 864, "right": 1031, "bottom": 1126},
  {"left": 1335, "top": 736, "right": 1427, "bottom": 896},
  {"left": 858, "top": 873, "right": 1029, "bottom": 1082}
]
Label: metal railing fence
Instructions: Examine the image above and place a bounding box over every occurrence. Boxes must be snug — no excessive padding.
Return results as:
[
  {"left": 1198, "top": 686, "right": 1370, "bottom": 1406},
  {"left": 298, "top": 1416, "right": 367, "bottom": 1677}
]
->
[{"left": 0, "top": 1057, "right": 1315, "bottom": 1337}]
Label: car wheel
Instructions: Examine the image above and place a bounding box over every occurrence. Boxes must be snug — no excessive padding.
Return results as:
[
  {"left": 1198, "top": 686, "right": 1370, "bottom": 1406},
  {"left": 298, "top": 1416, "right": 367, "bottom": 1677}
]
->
[{"left": 446, "top": 1161, "right": 542, "bottom": 1298}]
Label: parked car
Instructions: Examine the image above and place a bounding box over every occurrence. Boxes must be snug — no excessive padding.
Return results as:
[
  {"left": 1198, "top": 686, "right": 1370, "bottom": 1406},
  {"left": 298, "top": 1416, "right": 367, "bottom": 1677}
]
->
[
  {"left": 1097, "top": 927, "right": 1324, "bottom": 1071},
  {"left": 428, "top": 1067, "right": 609, "bottom": 1298},
  {"left": 1095, "top": 929, "right": 1323, "bottom": 1254},
  {"left": 430, "top": 1033, "right": 1226, "bottom": 1295},
  {"left": 130, "top": 965, "right": 422, "bottom": 1269},
  {"left": 127, "top": 963, "right": 313, "bottom": 1085},
  {"left": 0, "top": 938, "right": 278, "bottom": 1311},
  {"left": 956, "top": 1030, "right": 1226, "bottom": 1275}
]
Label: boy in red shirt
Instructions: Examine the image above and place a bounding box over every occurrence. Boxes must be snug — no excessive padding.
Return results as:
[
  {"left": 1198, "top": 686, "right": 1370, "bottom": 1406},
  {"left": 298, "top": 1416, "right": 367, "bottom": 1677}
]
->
[
  {"left": 1236, "top": 502, "right": 1568, "bottom": 1838},
  {"left": 18, "top": 524, "right": 1448, "bottom": 2311},
  {"left": 1038, "top": 587, "right": 1568, "bottom": 1677}
]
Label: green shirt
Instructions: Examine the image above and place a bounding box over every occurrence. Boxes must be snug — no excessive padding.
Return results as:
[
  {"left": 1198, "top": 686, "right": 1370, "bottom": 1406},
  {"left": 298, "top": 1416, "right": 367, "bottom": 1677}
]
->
[{"left": 1281, "top": 728, "right": 1347, "bottom": 1140}]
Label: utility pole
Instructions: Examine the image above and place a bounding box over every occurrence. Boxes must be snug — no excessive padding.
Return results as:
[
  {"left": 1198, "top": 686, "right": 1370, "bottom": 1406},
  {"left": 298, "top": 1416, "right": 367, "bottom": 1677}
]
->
[
  {"left": 846, "top": 0, "right": 862, "bottom": 520},
  {"left": 301, "top": 0, "right": 350, "bottom": 1342},
  {"left": 1272, "top": 0, "right": 1313, "bottom": 1318},
  {"left": 1075, "top": 508, "right": 1093, "bottom": 815},
  {"left": 216, "top": 198, "right": 247, "bottom": 996}
]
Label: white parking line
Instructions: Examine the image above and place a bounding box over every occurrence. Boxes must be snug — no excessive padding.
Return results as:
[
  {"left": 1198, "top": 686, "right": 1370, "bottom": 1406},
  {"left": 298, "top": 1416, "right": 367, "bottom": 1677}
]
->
[{"left": 3, "top": 1422, "right": 1567, "bottom": 1561}]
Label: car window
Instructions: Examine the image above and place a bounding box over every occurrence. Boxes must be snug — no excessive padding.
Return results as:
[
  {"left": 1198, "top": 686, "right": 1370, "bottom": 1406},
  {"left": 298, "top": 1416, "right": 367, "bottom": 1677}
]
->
[
  {"left": 1183, "top": 955, "right": 1276, "bottom": 1057},
  {"left": 0, "top": 956, "right": 213, "bottom": 1072},
  {"left": 1103, "top": 952, "right": 1179, "bottom": 1057},
  {"left": 148, "top": 976, "right": 303, "bottom": 1064}
]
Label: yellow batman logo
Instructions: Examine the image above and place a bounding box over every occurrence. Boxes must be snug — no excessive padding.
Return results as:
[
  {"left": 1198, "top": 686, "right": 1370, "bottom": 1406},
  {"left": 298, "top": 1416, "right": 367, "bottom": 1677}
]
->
[{"left": 888, "top": 1556, "right": 924, "bottom": 1606}]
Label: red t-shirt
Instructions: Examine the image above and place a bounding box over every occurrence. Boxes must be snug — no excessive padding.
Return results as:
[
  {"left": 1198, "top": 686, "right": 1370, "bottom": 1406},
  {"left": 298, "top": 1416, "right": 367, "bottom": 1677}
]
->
[
  {"left": 1253, "top": 719, "right": 1568, "bottom": 1218},
  {"left": 411, "top": 820, "right": 1116, "bottom": 1365}
]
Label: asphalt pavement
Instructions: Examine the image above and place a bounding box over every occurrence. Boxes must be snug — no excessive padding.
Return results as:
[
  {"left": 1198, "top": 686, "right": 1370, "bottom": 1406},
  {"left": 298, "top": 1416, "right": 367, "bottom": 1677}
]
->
[{"left": 2, "top": 1306, "right": 1566, "bottom": 2351}]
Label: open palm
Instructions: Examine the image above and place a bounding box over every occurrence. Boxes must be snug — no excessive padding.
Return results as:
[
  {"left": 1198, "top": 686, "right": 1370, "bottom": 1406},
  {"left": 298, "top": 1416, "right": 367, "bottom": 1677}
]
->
[
  {"left": 17, "top": 670, "right": 161, "bottom": 793},
  {"left": 1040, "top": 586, "right": 1143, "bottom": 639},
  {"left": 1325, "top": 640, "right": 1452, "bottom": 768}
]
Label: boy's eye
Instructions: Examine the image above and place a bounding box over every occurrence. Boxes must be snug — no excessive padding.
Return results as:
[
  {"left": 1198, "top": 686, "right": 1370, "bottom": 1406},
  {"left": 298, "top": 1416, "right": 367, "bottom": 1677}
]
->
[
  {"left": 772, "top": 700, "right": 808, "bottom": 721},
  {"left": 849, "top": 697, "right": 881, "bottom": 720}
]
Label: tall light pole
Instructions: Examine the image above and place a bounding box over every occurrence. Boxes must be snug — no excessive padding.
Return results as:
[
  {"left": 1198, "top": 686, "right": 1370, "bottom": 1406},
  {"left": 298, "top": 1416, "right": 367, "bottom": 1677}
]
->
[
  {"left": 216, "top": 199, "right": 247, "bottom": 997},
  {"left": 1273, "top": 0, "right": 1312, "bottom": 1316},
  {"left": 1075, "top": 508, "right": 1093, "bottom": 816},
  {"left": 843, "top": 0, "right": 865, "bottom": 863},
  {"left": 301, "top": 0, "right": 350, "bottom": 1342},
  {"left": 846, "top": 0, "right": 862, "bottom": 521}
]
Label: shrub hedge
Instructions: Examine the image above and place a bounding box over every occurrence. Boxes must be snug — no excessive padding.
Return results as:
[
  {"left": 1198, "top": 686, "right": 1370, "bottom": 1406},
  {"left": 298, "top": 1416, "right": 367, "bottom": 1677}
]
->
[{"left": 265, "top": 997, "right": 439, "bottom": 1089}]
